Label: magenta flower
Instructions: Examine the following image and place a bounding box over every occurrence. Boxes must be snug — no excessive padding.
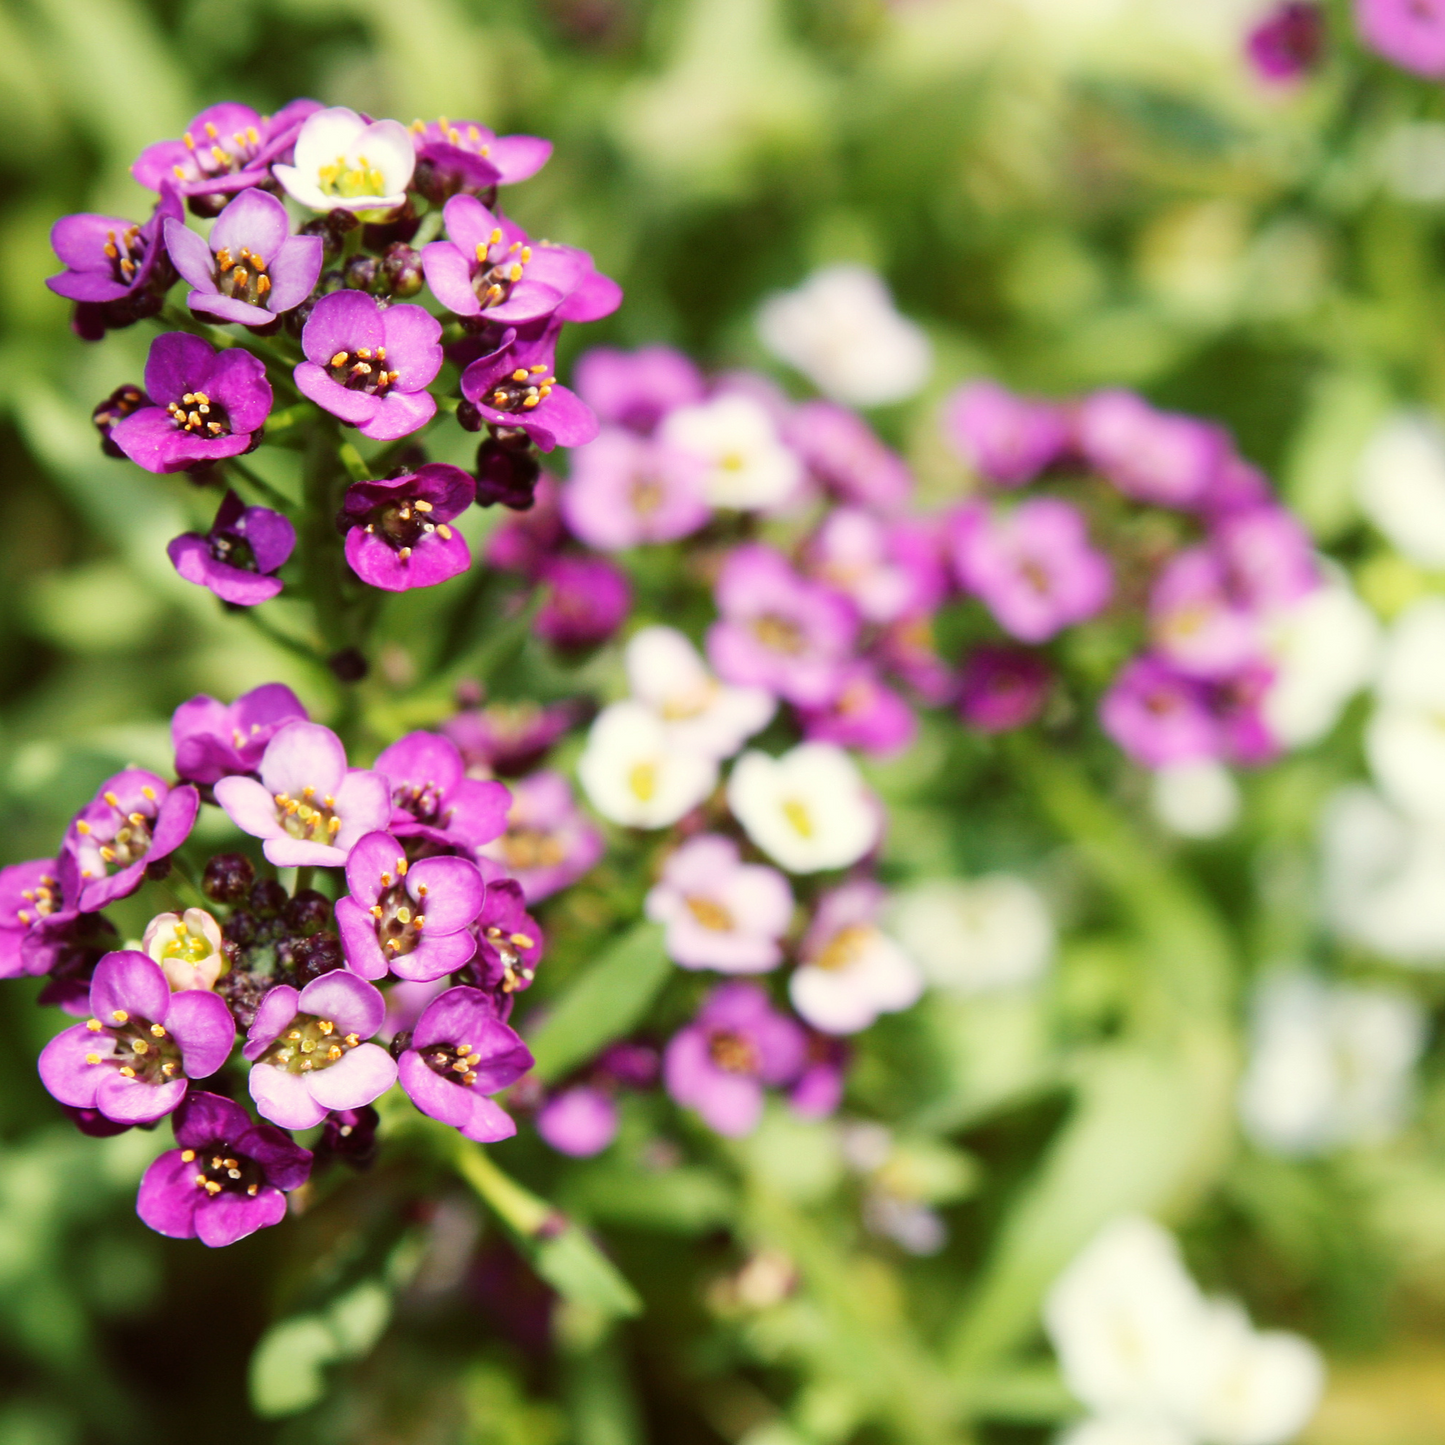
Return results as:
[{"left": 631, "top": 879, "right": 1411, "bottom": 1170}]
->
[
  {"left": 422, "top": 195, "right": 618, "bottom": 326},
  {"left": 475, "top": 771, "right": 603, "bottom": 904},
  {"left": 707, "top": 544, "right": 858, "bottom": 707},
  {"left": 536, "top": 1086, "right": 619, "bottom": 1157},
  {"left": 1247, "top": 2, "right": 1326, "bottom": 81},
  {"left": 536, "top": 555, "right": 632, "bottom": 650},
  {"left": 373, "top": 730, "right": 511, "bottom": 851},
  {"left": 137, "top": 1090, "right": 312, "bottom": 1248},
  {"left": 791, "top": 1034, "right": 849, "bottom": 1119},
  {"left": 942, "top": 380, "right": 1070, "bottom": 488},
  {"left": 21, "top": 856, "right": 118, "bottom": 1013},
  {"left": 171, "top": 683, "right": 308, "bottom": 786},
  {"left": 213, "top": 721, "right": 391, "bottom": 868},
  {"left": 1099, "top": 655, "right": 1221, "bottom": 767},
  {"left": 804, "top": 508, "right": 946, "bottom": 624},
  {"left": 645, "top": 834, "right": 793, "bottom": 974},
  {"left": 1357, "top": 0, "right": 1445, "bottom": 75},
  {"left": 875, "top": 613, "right": 957, "bottom": 707},
  {"left": 958, "top": 646, "right": 1052, "bottom": 733},
  {"left": 574, "top": 346, "right": 706, "bottom": 434},
  {"left": 340, "top": 464, "right": 475, "bottom": 591},
  {"left": 442, "top": 699, "right": 583, "bottom": 777},
  {"left": 243, "top": 971, "right": 396, "bottom": 1130},
  {"left": 295, "top": 291, "right": 442, "bottom": 441},
  {"left": 108, "top": 332, "right": 272, "bottom": 473},
  {"left": 47, "top": 186, "right": 181, "bottom": 333},
  {"left": 560, "top": 427, "right": 710, "bottom": 549},
  {"left": 458, "top": 326, "right": 599, "bottom": 452},
  {"left": 663, "top": 982, "right": 807, "bottom": 1138},
  {"left": 486, "top": 472, "right": 566, "bottom": 576},
  {"left": 64, "top": 770, "right": 200, "bottom": 912},
  {"left": 168, "top": 489, "right": 296, "bottom": 606},
  {"left": 335, "top": 830, "right": 485, "bottom": 983},
  {"left": 797, "top": 663, "right": 917, "bottom": 757},
  {"left": 1076, "top": 390, "right": 1228, "bottom": 509},
  {"left": 951, "top": 498, "right": 1113, "bottom": 644},
  {"left": 1210, "top": 663, "right": 1280, "bottom": 768},
  {"left": 131, "top": 99, "right": 321, "bottom": 209},
  {"left": 397, "top": 986, "right": 533, "bottom": 1142},
  {"left": 165, "top": 188, "right": 323, "bottom": 327},
  {"left": 38, "top": 950, "right": 234, "bottom": 1125},
  {"left": 784, "top": 401, "right": 914, "bottom": 513},
  {"left": 0, "top": 860, "right": 63, "bottom": 980},
  {"left": 465, "top": 880, "right": 543, "bottom": 1005},
  {"left": 410, "top": 117, "right": 552, "bottom": 196},
  {"left": 1205, "top": 454, "right": 1272, "bottom": 516},
  {"left": 1149, "top": 546, "right": 1261, "bottom": 680},
  {"left": 1212, "top": 505, "right": 1318, "bottom": 610}
]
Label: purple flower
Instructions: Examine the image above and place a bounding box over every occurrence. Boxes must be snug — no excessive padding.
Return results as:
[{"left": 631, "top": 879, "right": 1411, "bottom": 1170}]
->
[
  {"left": 1204, "top": 454, "right": 1273, "bottom": 515},
  {"left": 797, "top": 664, "right": 917, "bottom": 757},
  {"left": 942, "top": 380, "right": 1070, "bottom": 488},
  {"left": 442, "top": 698, "right": 583, "bottom": 777},
  {"left": 422, "top": 195, "right": 619, "bottom": 327},
  {"left": 1149, "top": 546, "right": 1262, "bottom": 679},
  {"left": 951, "top": 499, "right": 1112, "bottom": 644},
  {"left": 464, "top": 880, "right": 543, "bottom": 1005},
  {"left": 560, "top": 427, "right": 710, "bottom": 550},
  {"left": 536, "top": 1086, "right": 618, "bottom": 1157},
  {"left": 475, "top": 771, "right": 603, "bottom": 903},
  {"left": 1357, "top": 0, "right": 1445, "bottom": 76},
  {"left": 168, "top": 490, "right": 295, "bottom": 606},
  {"left": 109, "top": 332, "right": 272, "bottom": 473},
  {"left": 536, "top": 555, "right": 632, "bottom": 650},
  {"left": 645, "top": 834, "right": 793, "bottom": 974},
  {"left": 131, "top": 100, "right": 321, "bottom": 209},
  {"left": 38, "top": 950, "right": 234, "bottom": 1125},
  {"left": 172, "top": 683, "right": 309, "bottom": 786},
  {"left": 165, "top": 187, "right": 323, "bottom": 327},
  {"left": 295, "top": 291, "right": 442, "bottom": 441},
  {"left": 409, "top": 117, "right": 552, "bottom": 197},
  {"left": 64, "top": 771, "right": 200, "bottom": 912},
  {"left": 791, "top": 1034, "right": 848, "bottom": 1119},
  {"left": 23, "top": 857, "right": 118, "bottom": 1014},
  {"left": 707, "top": 544, "right": 858, "bottom": 707},
  {"left": 804, "top": 508, "right": 946, "bottom": 624},
  {"left": 137, "top": 1090, "right": 312, "bottom": 1247},
  {"left": 1099, "top": 655, "right": 1221, "bottom": 767},
  {"left": 372, "top": 730, "right": 511, "bottom": 851},
  {"left": 958, "top": 647, "right": 1052, "bottom": 732},
  {"left": 486, "top": 472, "right": 567, "bottom": 576},
  {"left": 47, "top": 187, "right": 181, "bottom": 331},
  {"left": 1210, "top": 664, "right": 1280, "bottom": 768},
  {"left": 213, "top": 721, "right": 391, "bottom": 867},
  {"left": 663, "top": 982, "right": 807, "bottom": 1137},
  {"left": 1076, "top": 390, "right": 1228, "bottom": 510},
  {"left": 0, "top": 860, "right": 63, "bottom": 979},
  {"left": 243, "top": 970, "right": 396, "bottom": 1129},
  {"left": 875, "top": 613, "right": 957, "bottom": 707},
  {"left": 458, "top": 326, "right": 599, "bottom": 452},
  {"left": 1247, "top": 2, "right": 1326, "bottom": 81},
  {"left": 784, "top": 401, "right": 914, "bottom": 513},
  {"left": 1212, "top": 505, "right": 1318, "bottom": 610},
  {"left": 334, "top": 830, "right": 485, "bottom": 983},
  {"left": 340, "top": 464, "right": 475, "bottom": 591},
  {"left": 396, "top": 986, "right": 533, "bottom": 1142},
  {"left": 574, "top": 346, "right": 706, "bottom": 434}
]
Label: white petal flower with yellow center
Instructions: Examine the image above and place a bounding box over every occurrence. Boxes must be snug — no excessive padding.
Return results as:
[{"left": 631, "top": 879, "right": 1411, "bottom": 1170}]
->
[
  {"left": 577, "top": 701, "right": 717, "bottom": 829},
  {"left": 658, "top": 394, "right": 802, "bottom": 510},
  {"left": 1365, "top": 596, "right": 1445, "bottom": 822},
  {"left": 142, "top": 906, "right": 226, "bottom": 991},
  {"left": 273, "top": 106, "right": 415, "bottom": 216}
]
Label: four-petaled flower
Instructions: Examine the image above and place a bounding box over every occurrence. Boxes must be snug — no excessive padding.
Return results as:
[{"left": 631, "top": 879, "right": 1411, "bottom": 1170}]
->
[
  {"left": 459, "top": 325, "right": 599, "bottom": 451},
  {"left": 137, "top": 1090, "right": 313, "bottom": 1247},
  {"left": 38, "top": 950, "right": 234, "bottom": 1124},
  {"left": 273, "top": 106, "right": 415, "bottom": 215},
  {"left": 168, "top": 489, "right": 296, "bottom": 606},
  {"left": 372, "top": 730, "right": 511, "bottom": 852},
  {"left": 409, "top": 116, "right": 552, "bottom": 198},
  {"left": 339, "top": 464, "right": 475, "bottom": 591},
  {"left": 171, "top": 683, "right": 308, "bottom": 786},
  {"left": 0, "top": 859, "right": 63, "bottom": 980},
  {"left": 465, "top": 880, "right": 544, "bottom": 1007}
]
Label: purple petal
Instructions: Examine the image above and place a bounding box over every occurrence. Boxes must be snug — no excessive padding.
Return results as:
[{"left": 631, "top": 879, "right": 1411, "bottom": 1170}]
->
[
  {"left": 164, "top": 220, "right": 220, "bottom": 293},
  {"left": 265, "top": 235, "right": 325, "bottom": 313},
  {"left": 38, "top": 1024, "right": 106, "bottom": 1108},
  {"left": 489, "top": 134, "right": 552, "bottom": 182},
  {"left": 202, "top": 349, "right": 273, "bottom": 433},
  {"left": 173, "top": 1089, "right": 253, "bottom": 1149},
  {"left": 378, "top": 304, "right": 444, "bottom": 390},
  {"left": 294, "top": 364, "right": 380, "bottom": 426},
  {"left": 249, "top": 1063, "right": 327, "bottom": 1129},
  {"left": 440, "top": 778, "right": 511, "bottom": 849},
  {"left": 237, "top": 1122, "right": 313, "bottom": 1190},
  {"left": 556, "top": 271, "right": 623, "bottom": 324},
  {"left": 398, "top": 1050, "right": 471, "bottom": 1130},
  {"left": 343, "top": 830, "right": 406, "bottom": 904},
  {"left": 165, "top": 990, "right": 236, "bottom": 1078},
  {"left": 150, "top": 785, "right": 200, "bottom": 862},
  {"left": 335, "top": 896, "right": 389, "bottom": 980},
  {"left": 375, "top": 732, "right": 463, "bottom": 798},
  {"left": 457, "top": 1094, "right": 517, "bottom": 1143},
  {"left": 214, "top": 775, "right": 284, "bottom": 841},
  {"left": 244, "top": 984, "right": 299, "bottom": 1060},
  {"left": 210, "top": 187, "right": 290, "bottom": 261},
  {"left": 421, "top": 241, "right": 482, "bottom": 317},
  {"left": 136, "top": 1150, "right": 203, "bottom": 1238},
  {"left": 412, "top": 985, "right": 497, "bottom": 1050},
  {"left": 405, "top": 856, "right": 485, "bottom": 933},
  {"left": 333, "top": 769, "right": 393, "bottom": 850},
  {"left": 295, "top": 970, "right": 386, "bottom": 1037},
  {"left": 95, "top": 1070, "right": 187, "bottom": 1124},
  {"left": 532, "top": 386, "right": 598, "bottom": 451},
  {"left": 264, "top": 837, "right": 348, "bottom": 868},
  {"left": 301, "top": 289, "right": 385, "bottom": 366},
  {"left": 239, "top": 505, "right": 296, "bottom": 574},
  {"left": 259, "top": 720, "right": 346, "bottom": 798},
  {"left": 46, "top": 269, "right": 129, "bottom": 303},
  {"left": 190, "top": 292, "right": 274, "bottom": 328},
  {"left": 112, "top": 407, "right": 250, "bottom": 475},
  {"left": 50, "top": 211, "right": 135, "bottom": 271},
  {"left": 168, "top": 534, "right": 284, "bottom": 605},
  {"left": 195, "top": 1188, "right": 286, "bottom": 1247},
  {"left": 537, "top": 1087, "right": 618, "bottom": 1156},
  {"left": 344, "top": 525, "right": 467, "bottom": 589},
  {"left": 90, "top": 950, "right": 170, "bottom": 1025},
  {"left": 412, "top": 463, "right": 477, "bottom": 519},
  {"left": 357, "top": 389, "right": 436, "bottom": 443},
  {"left": 386, "top": 928, "right": 477, "bottom": 983},
  {"left": 303, "top": 1043, "right": 396, "bottom": 1111},
  {"left": 144, "top": 332, "right": 216, "bottom": 405}
]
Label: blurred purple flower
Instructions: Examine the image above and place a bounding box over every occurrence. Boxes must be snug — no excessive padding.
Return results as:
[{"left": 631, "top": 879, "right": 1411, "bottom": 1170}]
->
[
  {"left": 1356, "top": 0, "right": 1445, "bottom": 76},
  {"left": 459, "top": 325, "right": 598, "bottom": 452},
  {"left": 958, "top": 646, "right": 1052, "bottom": 733},
  {"left": 475, "top": 771, "right": 603, "bottom": 903},
  {"left": 574, "top": 345, "right": 706, "bottom": 434},
  {"left": 373, "top": 730, "right": 511, "bottom": 851},
  {"left": 560, "top": 427, "right": 710, "bottom": 549},
  {"left": 797, "top": 663, "right": 917, "bottom": 757},
  {"left": 784, "top": 401, "right": 914, "bottom": 513},
  {"left": 442, "top": 699, "right": 583, "bottom": 777},
  {"left": 1076, "top": 390, "right": 1228, "bottom": 509},
  {"left": 942, "top": 380, "right": 1070, "bottom": 488},
  {"left": 536, "top": 1085, "right": 619, "bottom": 1156},
  {"left": 1247, "top": 2, "right": 1326, "bottom": 81},
  {"left": 535, "top": 555, "right": 631, "bottom": 649}
]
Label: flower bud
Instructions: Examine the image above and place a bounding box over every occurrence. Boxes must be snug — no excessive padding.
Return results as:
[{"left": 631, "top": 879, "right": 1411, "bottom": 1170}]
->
[
  {"left": 284, "top": 889, "right": 332, "bottom": 936},
  {"left": 291, "top": 930, "right": 344, "bottom": 984},
  {"left": 203, "top": 852, "right": 255, "bottom": 903},
  {"left": 344, "top": 253, "right": 381, "bottom": 292},
  {"left": 93, "top": 384, "right": 149, "bottom": 459},
  {"left": 250, "top": 878, "right": 289, "bottom": 917},
  {"left": 143, "top": 907, "right": 227, "bottom": 991},
  {"left": 381, "top": 242, "right": 424, "bottom": 298},
  {"left": 328, "top": 647, "right": 369, "bottom": 683},
  {"left": 476, "top": 431, "right": 543, "bottom": 510},
  {"left": 319, "top": 1105, "right": 379, "bottom": 1170}
]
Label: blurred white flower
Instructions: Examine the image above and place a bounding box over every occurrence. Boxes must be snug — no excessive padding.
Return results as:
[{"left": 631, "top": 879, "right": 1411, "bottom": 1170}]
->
[
  {"left": 1320, "top": 784, "right": 1445, "bottom": 965},
  {"left": 1364, "top": 597, "right": 1445, "bottom": 822},
  {"left": 577, "top": 701, "right": 717, "bottom": 829},
  {"left": 1058, "top": 1421, "right": 1192, "bottom": 1445},
  {"left": 658, "top": 394, "right": 802, "bottom": 509},
  {"left": 1355, "top": 412, "right": 1445, "bottom": 568},
  {"left": 886, "top": 875, "right": 1053, "bottom": 994},
  {"left": 1238, "top": 974, "right": 1427, "bottom": 1157},
  {"left": 1150, "top": 760, "right": 1240, "bottom": 839},
  {"left": 756, "top": 264, "right": 932, "bottom": 407},
  {"left": 726, "top": 743, "right": 881, "bottom": 873},
  {"left": 1262, "top": 581, "right": 1379, "bottom": 749},
  {"left": 624, "top": 625, "right": 774, "bottom": 760},
  {"left": 1380, "top": 124, "right": 1445, "bottom": 205}
]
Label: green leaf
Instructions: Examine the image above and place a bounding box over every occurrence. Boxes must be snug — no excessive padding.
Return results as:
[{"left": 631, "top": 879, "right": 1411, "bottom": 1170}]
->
[
  {"left": 248, "top": 1317, "right": 339, "bottom": 1419},
  {"left": 526, "top": 923, "right": 672, "bottom": 1084},
  {"left": 565, "top": 1164, "right": 735, "bottom": 1234}
]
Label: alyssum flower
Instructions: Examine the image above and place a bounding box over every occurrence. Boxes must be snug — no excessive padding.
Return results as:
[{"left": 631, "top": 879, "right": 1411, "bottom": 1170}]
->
[
  {"left": 273, "top": 106, "right": 415, "bottom": 214},
  {"left": 167, "top": 489, "right": 296, "bottom": 606},
  {"left": 339, "top": 464, "right": 475, "bottom": 591},
  {"left": 409, "top": 116, "right": 552, "bottom": 199},
  {"left": 171, "top": 683, "right": 308, "bottom": 786},
  {"left": 371, "top": 729, "right": 512, "bottom": 851},
  {"left": 459, "top": 325, "right": 599, "bottom": 451}
]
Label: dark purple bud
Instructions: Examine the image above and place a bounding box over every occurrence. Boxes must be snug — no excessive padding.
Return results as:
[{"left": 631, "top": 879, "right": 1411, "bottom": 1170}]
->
[
  {"left": 62, "top": 1104, "right": 134, "bottom": 1138},
  {"left": 203, "top": 852, "right": 255, "bottom": 904},
  {"left": 290, "top": 930, "right": 344, "bottom": 984},
  {"left": 143, "top": 857, "right": 172, "bottom": 883},
  {"left": 319, "top": 1106, "right": 379, "bottom": 1170},
  {"left": 456, "top": 399, "right": 484, "bottom": 433},
  {"left": 222, "top": 910, "right": 258, "bottom": 947},
  {"left": 381, "top": 243, "right": 425, "bottom": 298},
  {"left": 93, "top": 384, "right": 149, "bottom": 458},
  {"left": 215, "top": 966, "right": 273, "bottom": 1032},
  {"left": 328, "top": 647, "right": 369, "bottom": 683},
  {"left": 363, "top": 199, "right": 420, "bottom": 251},
  {"left": 388, "top": 1030, "right": 413, "bottom": 1061},
  {"left": 475, "top": 431, "right": 542, "bottom": 510},
  {"left": 250, "top": 878, "right": 289, "bottom": 917},
  {"left": 283, "top": 889, "right": 332, "bottom": 936},
  {"left": 344, "top": 254, "right": 381, "bottom": 292}
]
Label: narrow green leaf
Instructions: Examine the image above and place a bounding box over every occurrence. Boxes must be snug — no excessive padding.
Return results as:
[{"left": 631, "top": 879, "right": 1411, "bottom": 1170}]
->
[{"left": 526, "top": 923, "right": 672, "bottom": 1084}]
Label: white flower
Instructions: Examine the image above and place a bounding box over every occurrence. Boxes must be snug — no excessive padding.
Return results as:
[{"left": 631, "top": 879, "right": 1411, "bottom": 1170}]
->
[
  {"left": 1320, "top": 785, "right": 1445, "bottom": 965},
  {"left": 1365, "top": 597, "right": 1445, "bottom": 822},
  {"left": 577, "top": 701, "right": 717, "bottom": 829},
  {"left": 273, "top": 106, "right": 415, "bottom": 214},
  {"left": 1356, "top": 411, "right": 1445, "bottom": 567},
  {"left": 1059, "top": 1421, "right": 1193, "bottom": 1445},
  {"left": 886, "top": 875, "right": 1053, "bottom": 994},
  {"left": 1238, "top": 974, "right": 1427, "bottom": 1157},
  {"left": 658, "top": 394, "right": 802, "bottom": 509},
  {"left": 141, "top": 906, "right": 225, "bottom": 991},
  {"left": 1262, "top": 581, "right": 1379, "bottom": 749},
  {"left": 756, "top": 264, "right": 932, "bottom": 407},
  {"left": 625, "top": 625, "right": 774, "bottom": 760},
  {"left": 1150, "top": 760, "right": 1240, "bottom": 839},
  {"left": 726, "top": 743, "right": 881, "bottom": 873}
]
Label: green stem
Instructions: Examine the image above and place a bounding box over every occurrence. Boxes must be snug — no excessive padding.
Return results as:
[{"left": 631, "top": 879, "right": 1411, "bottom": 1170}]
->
[
  {"left": 337, "top": 440, "right": 372, "bottom": 483},
  {"left": 225, "top": 457, "right": 296, "bottom": 514},
  {"left": 235, "top": 605, "right": 324, "bottom": 666},
  {"left": 453, "top": 1139, "right": 555, "bottom": 1236}
]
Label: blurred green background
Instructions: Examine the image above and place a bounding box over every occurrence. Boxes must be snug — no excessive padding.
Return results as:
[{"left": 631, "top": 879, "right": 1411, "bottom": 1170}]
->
[{"left": 6, "top": 1, "right": 1445, "bottom": 1442}]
